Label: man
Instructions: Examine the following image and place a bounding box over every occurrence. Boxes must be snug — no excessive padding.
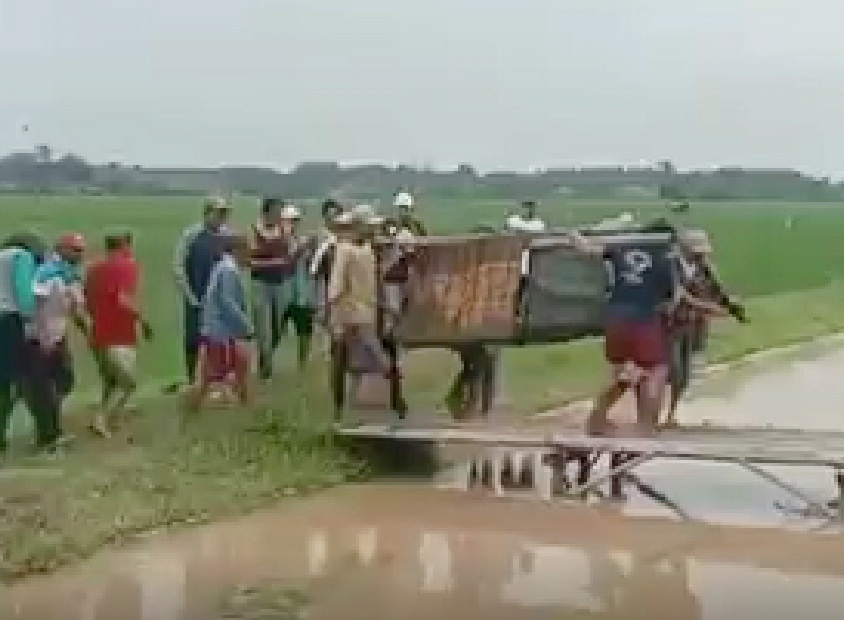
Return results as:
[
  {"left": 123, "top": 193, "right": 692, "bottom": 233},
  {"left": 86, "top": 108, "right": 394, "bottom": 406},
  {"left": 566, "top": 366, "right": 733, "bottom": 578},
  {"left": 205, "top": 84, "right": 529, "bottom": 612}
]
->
[
  {"left": 506, "top": 200, "right": 546, "bottom": 234},
  {"left": 565, "top": 228, "right": 678, "bottom": 436},
  {"left": 327, "top": 207, "right": 395, "bottom": 421},
  {"left": 664, "top": 229, "right": 745, "bottom": 426},
  {"left": 250, "top": 198, "right": 299, "bottom": 378},
  {"left": 310, "top": 199, "right": 345, "bottom": 356},
  {"left": 187, "top": 233, "right": 254, "bottom": 413},
  {"left": 570, "top": 227, "right": 727, "bottom": 436},
  {"left": 21, "top": 233, "right": 89, "bottom": 451},
  {"left": 172, "top": 196, "right": 232, "bottom": 386},
  {"left": 85, "top": 231, "right": 153, "bottom": 438},
  {"left": 0, "top": 232, "right": 45, "bottom": 452},
  {"left": 393, "top": 189, "right": 427, "bottom": 236}
]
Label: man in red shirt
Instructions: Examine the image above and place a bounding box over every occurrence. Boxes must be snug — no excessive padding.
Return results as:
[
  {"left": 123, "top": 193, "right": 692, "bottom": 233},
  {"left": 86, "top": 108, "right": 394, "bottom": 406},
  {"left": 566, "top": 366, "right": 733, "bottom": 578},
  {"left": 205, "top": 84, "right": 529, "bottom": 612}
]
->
[{"left": 84, "top": 232, "right": 152, "bottom": 437}]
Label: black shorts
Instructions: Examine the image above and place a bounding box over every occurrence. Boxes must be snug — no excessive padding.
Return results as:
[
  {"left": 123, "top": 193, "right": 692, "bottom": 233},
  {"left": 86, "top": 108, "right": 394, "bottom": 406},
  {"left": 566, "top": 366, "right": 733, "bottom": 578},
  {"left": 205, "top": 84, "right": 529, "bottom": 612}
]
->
[{"left": 282, "top": 305, "right": 314, "bottom": 337}]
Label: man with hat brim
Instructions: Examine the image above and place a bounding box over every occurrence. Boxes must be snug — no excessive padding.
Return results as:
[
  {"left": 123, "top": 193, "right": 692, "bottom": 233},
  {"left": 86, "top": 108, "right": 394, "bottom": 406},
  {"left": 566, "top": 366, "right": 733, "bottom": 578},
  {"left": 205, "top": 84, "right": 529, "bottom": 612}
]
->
[
  {"left": 327, "top": 206, "right": 400, "bottom": 421},
  {"left": 170, "top": 195, "right": 233, "bottom": 390},
  {"left": 392, "top": 190, "right": 427, "bottom": 237},
  {"left": 663, "top": 228, "right": 746, "bottom": 427}
]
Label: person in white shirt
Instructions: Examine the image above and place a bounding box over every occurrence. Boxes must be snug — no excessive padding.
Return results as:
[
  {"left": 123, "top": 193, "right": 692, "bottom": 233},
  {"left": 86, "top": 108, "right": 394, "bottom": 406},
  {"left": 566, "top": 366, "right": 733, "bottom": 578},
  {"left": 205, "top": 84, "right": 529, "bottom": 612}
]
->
[{"left": 506, "top": 200, "right": 547, "bottom": 235}]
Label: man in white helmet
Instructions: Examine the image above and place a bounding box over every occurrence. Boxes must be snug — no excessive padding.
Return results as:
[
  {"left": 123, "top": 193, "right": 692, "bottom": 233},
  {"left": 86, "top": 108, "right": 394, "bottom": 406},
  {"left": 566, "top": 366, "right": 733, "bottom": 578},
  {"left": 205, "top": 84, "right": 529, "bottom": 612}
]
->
[
  {"left": 392, "top": 189, "right": 427, "bottom": 237},
  {"left": 506, "top": 200, "right": 547, "bottom": 235}
]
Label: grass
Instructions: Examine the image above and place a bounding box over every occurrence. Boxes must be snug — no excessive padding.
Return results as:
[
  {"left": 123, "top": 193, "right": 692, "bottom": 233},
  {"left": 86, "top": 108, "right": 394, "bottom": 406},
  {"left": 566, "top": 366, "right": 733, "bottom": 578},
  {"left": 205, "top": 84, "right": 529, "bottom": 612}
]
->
[{"left": 1, "top": 193, "right": 844, "bottom": 581}]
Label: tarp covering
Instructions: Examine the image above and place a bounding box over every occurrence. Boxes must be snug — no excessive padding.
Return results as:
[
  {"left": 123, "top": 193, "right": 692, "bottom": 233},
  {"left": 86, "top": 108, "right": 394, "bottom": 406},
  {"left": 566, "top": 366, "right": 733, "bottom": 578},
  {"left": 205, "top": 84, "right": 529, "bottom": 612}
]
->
[
  {"left": 393, "top": 235, "right": 525, "bottom": 345},
  {"left": 523, "top": 243, "right": 607, "bottom": 342}
]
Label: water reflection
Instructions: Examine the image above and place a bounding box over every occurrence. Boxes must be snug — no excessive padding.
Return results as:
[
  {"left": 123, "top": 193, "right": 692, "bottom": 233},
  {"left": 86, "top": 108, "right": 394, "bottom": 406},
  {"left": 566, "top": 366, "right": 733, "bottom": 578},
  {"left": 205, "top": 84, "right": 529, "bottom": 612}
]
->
[{"left": 6, "top": 486, "right": 844, "bottom": 620}]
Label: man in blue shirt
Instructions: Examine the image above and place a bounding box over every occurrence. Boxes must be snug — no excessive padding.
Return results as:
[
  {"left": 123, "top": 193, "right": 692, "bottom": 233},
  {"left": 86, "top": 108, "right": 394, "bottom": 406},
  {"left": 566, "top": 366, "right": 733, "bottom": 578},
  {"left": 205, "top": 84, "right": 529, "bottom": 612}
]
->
[
  {"left": 568, "top": 229, "right": 677, "bottom": 436},
  {"left": 172, "top": 196, "right": 233, "bottom": 385}
]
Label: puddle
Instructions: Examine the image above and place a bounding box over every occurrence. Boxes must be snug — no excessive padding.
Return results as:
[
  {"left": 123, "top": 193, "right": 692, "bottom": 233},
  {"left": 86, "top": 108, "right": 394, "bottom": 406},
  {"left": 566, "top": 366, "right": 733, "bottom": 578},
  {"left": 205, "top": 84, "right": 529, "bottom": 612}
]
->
[
  {"left": 7, "top": 346, "right": 844, "bottom": 618},
  {"left": 5, "top": 485, "right": 844, "bottom": 620},
  {"left": 432, "top": 346, "right": 844, "bottom": 525}
]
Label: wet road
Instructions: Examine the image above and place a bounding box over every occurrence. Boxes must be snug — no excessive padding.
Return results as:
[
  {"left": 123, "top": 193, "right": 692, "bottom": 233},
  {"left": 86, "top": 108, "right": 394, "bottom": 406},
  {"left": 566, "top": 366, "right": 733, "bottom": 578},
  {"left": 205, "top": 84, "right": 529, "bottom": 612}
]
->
[
  {"left": 615, "top": 346, "right": 844, "bottom": 524},
  {"left": 5, "top": 345, "right": 844, "bottom": 619}
]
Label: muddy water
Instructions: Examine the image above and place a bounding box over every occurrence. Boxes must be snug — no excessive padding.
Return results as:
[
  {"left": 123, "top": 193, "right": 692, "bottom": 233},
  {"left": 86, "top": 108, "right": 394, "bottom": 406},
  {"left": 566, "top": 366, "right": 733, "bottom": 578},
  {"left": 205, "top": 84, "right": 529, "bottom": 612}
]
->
[
  {"left": 6, "top": 347, "right": 844, "bottom": 619},
  {"left": 608, "top": 347, "right": 844, "bottom": 524},
  {"left": 5, "top": 486, "right": 844, "bottom": 620}
]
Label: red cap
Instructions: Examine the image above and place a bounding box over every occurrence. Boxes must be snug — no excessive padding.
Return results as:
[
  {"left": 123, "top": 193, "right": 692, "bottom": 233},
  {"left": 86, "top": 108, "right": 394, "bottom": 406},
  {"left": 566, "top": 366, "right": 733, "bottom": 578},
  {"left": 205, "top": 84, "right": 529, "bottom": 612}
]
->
[{"left": 56, "top": 232, "right": 86, "bottom": 252}]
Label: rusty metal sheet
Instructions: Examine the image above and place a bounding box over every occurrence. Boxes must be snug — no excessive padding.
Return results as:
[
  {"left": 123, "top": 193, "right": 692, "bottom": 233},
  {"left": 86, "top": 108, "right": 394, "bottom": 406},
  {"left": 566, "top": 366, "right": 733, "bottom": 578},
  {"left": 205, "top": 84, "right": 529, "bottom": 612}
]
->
[{"left": 394, "top": 235, "right": 525, "bottom": 346}]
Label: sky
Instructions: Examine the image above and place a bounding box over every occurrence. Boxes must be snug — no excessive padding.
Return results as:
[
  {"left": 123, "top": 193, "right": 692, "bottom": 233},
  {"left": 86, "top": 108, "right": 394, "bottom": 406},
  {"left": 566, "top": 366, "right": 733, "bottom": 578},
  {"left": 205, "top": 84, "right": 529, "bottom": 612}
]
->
[{"left": 1, "top": 0, "right": 843, "bottom": 175}]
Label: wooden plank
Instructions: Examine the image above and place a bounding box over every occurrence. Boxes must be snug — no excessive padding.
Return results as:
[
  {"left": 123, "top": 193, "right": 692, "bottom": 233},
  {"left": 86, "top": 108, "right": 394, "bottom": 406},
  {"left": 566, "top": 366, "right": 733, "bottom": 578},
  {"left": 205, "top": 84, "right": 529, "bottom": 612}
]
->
[{"left": 336, "top": 423, "right": 844, "bottom": 467}]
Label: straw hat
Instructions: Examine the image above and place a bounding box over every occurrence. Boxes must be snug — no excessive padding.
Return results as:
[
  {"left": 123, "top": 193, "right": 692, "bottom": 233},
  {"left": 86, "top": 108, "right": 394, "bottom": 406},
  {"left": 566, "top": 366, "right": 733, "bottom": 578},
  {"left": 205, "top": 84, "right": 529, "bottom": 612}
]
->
[{"left": 679, "top": 229, "right": 713, "bottom": 254}]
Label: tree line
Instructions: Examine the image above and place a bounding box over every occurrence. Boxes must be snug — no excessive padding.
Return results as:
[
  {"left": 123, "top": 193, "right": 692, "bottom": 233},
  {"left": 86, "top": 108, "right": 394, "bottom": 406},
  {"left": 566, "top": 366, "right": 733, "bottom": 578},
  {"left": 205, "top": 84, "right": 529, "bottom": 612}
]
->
[{"left": 1, "top": 147, "right": 841, "bottom": 202}]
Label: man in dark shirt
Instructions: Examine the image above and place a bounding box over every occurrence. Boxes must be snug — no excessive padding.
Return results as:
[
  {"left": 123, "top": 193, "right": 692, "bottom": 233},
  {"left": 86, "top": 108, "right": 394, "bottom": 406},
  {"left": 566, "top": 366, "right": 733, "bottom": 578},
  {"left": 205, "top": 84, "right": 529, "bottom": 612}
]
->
[
  {"left": 568, "top": 230, "right": 677, "bottom": 435},
  {"left": 172, "top": 196, "right": 232, "bottom": 385}
]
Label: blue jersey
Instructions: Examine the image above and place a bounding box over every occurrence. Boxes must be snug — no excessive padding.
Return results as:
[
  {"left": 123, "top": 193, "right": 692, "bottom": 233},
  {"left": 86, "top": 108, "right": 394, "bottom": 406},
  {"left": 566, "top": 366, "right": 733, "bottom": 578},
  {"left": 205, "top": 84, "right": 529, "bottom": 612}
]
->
[{"left": 603, "top": 241, "right": 675, "bottom": 322}]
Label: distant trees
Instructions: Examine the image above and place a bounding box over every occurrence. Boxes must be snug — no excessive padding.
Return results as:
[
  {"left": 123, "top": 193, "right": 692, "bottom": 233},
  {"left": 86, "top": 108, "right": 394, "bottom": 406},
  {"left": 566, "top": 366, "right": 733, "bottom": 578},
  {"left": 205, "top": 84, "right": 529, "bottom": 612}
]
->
[{"left": 0, "top": 146, "right": 840, "bottom": 202}]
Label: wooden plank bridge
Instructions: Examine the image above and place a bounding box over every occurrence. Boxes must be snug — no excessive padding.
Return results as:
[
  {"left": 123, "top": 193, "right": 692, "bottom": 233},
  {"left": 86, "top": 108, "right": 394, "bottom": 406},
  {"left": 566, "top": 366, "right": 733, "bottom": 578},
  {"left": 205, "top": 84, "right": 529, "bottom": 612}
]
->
[{"left": 336, "top": 419, "right": 844, "bottom": 528}]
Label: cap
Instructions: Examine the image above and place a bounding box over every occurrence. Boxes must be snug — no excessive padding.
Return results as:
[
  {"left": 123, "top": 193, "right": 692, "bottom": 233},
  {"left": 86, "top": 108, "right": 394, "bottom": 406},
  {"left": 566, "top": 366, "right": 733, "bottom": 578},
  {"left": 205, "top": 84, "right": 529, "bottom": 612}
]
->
[
  {"left": 279, "top": 204, "right": 302, "bottom": 220},
  {"left": 56, "top": 232, "right": 86, "bottom": 253},
  {"left": 679, "top": 229, "right": 713, "bottom": 254},
  {"left": 393, "top": 191, "right": 414, "bottom": 209}
]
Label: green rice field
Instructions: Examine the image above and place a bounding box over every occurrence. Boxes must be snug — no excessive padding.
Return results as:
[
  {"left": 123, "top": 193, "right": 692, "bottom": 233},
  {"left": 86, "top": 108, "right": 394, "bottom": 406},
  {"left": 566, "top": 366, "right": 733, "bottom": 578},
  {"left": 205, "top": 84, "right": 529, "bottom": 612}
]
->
[
  {"left": 1, "top": 194, "right": 843, "bottom": 402},
  {"left": 3, "top": 192, "right": 844, "bottom": 580}
]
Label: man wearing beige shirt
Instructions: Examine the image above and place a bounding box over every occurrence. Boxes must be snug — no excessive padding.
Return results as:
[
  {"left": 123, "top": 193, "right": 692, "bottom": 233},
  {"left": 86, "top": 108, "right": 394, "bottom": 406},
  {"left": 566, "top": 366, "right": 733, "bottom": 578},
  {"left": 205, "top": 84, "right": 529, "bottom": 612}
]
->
[{"left": 327, "top": 206, "right": 395, "bottom": 421}]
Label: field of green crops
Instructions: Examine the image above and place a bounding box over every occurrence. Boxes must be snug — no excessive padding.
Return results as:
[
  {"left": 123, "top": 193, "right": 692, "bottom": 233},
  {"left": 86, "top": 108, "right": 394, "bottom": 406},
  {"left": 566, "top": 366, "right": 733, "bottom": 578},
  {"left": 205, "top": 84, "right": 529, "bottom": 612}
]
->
[{"left": 1, "top": 193, "right": 842, "bottom": 396}]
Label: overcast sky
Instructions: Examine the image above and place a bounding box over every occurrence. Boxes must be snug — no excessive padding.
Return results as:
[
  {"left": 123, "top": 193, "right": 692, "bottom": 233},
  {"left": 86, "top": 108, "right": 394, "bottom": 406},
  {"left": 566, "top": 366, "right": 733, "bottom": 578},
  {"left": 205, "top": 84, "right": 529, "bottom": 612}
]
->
[{"left": 1, "top": 0, "right": 842, "bottom": 174}]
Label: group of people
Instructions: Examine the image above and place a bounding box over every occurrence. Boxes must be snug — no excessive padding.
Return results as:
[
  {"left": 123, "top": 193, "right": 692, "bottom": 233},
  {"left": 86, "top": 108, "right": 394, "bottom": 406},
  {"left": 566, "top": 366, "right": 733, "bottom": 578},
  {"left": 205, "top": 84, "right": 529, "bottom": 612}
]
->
[
  {"left": 0, "top": 189, "right": 740, "bottom": 453},
  {"left": 171, "top": 191, "right": 426, "bottom": 416},
  {"left": 0, "top": 229, "right": 150, "bottom": 452}
]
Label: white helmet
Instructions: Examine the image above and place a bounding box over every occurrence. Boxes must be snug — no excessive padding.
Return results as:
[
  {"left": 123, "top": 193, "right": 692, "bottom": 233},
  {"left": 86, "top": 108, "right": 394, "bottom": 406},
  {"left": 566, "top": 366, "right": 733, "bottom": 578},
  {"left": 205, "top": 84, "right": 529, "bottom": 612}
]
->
[
  {"left": 393, "top": 191, "right": 414, "bottom": 209},
  {"left": 279, "top": 204, "right": 301, "bottom": 220}
]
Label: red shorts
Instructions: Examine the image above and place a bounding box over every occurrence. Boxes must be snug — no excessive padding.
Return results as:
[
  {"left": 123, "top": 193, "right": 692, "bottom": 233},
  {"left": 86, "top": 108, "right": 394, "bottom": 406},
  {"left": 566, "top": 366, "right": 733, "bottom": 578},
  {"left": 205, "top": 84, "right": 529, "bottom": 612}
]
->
[
  {"left": 198, "top": 337, "right": 249, "bottom": 384},
  {"left": 604, "top": 319, "right": 666, "bottom": 369}
]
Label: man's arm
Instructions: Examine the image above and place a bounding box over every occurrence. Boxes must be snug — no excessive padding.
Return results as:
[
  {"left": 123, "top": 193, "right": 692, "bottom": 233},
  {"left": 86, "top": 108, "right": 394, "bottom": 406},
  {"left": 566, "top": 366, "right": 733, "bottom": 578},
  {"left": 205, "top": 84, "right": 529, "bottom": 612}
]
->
[
  {"left": 699, "top": 259, "right": 747, "bottom": 321},
  {"left": 116, "top": 264, "right": 153, "bottom": 340},
  {"left": 565, "top": 230, "right": 605, "bottom": 257},
  {"left": 310, "top": 236, "right": 334, "bottom": 276},
  {"left": 68, "top": 282, "right": 91, "bottom": 338},
  {"left": 172, "top": 225, "right": 200, "bottom": 306},
  {"left": 677, "top": 286, "right": 729, "bottom": 317}
]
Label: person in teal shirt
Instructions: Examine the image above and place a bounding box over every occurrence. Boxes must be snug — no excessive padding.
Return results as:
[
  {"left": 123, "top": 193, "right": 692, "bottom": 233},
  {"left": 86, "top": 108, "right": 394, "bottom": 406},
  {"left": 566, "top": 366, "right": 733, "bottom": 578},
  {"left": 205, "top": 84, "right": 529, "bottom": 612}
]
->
[{"left": 0, "top": 232, "right": 45, "bottom": 451}]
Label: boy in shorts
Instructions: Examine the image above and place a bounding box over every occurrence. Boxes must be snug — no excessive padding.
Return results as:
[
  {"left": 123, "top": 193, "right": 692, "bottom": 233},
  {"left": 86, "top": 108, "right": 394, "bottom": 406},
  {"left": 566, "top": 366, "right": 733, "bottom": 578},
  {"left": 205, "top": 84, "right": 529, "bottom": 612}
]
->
[{"left": 85, "top": 232, "right": 153, "bottom": 437}]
